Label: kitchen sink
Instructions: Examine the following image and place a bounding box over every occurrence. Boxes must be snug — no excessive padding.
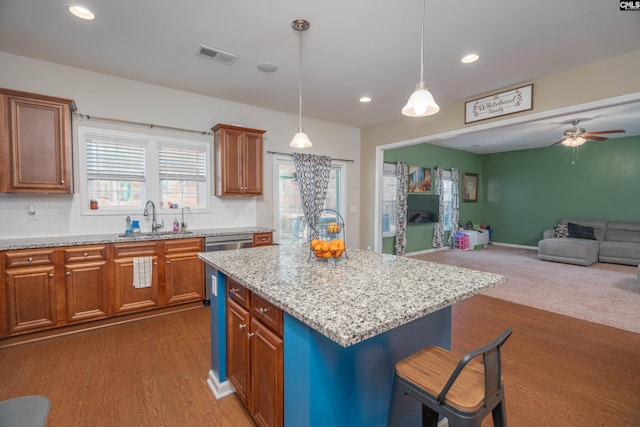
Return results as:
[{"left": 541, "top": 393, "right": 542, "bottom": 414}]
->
[{"left": 117, "top": 230, "right": 194, "bottom": 238}]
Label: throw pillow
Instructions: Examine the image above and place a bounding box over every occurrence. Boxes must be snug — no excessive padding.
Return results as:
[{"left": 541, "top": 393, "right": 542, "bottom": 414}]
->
[
  {"left": 567, "top": 222, "right": 597, "bottom": 240},
  {"left": 553, "top": 224, "right": 569, "bottom": 238}
]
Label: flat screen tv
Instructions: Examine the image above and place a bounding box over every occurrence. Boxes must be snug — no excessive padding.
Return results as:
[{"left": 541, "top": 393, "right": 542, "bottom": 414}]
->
[{"left": 407, "top": 193, "right": 439, "bottom": 225}]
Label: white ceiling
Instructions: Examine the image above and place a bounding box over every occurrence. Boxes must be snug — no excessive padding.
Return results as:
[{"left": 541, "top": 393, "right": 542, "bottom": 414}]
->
[{"left": 0, "top": 0, "right": 639, "bottom": 153}]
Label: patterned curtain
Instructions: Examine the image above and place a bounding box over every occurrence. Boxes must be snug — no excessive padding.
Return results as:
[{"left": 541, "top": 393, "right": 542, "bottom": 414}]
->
[
  {"left": 293, "top": 153, "right": 332, "bottom": 239},
  {"left": 432, "top": 166, "right": 445, "bottom": 248},
  {"left": 395, "top": 162, "right": 409, "bottom": 256},
  {"left": 447, "top": 168, "right": 460, "bottom": 247}
]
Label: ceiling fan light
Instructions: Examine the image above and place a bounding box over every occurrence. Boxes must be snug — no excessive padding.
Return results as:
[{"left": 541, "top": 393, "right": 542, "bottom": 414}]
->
[
  {"left": 290, "top": 130, "right": 312, "bottom": 148},
  {"left": 402, "top": 84, "right": 439, "bottom": 117},
  {"left": 562, "top": 136, "right": 586, "bottom": 147}
]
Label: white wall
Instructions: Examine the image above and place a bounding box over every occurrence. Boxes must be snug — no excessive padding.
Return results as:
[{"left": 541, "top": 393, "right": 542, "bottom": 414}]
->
[{"left": 0, "top": 52, "right": 361, "bottom": 247}]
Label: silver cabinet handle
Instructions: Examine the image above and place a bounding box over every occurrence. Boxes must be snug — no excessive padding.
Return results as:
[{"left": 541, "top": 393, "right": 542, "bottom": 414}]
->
[
  {"left": 83, "top": 252, "right": 88, "bottom": 257},
  {"left": 65, "top": 271, "right": 71, "bottom": 276},
  {"left": 61, "top": 180, "right": 65, "bottom": 184},
  {"left": 48, "top": 273, "right": 54, "bottom": 278},
  {"left": 28, "top": 257, "right": 33, "bottom": 263},
  {"left": 239, "top": 324, "right": 246, "bottom": 330},
  {"left": 230, "top": 287, "right": 240, "bottom": 294},
  {"left": 247, "top": 332, "right": 254, "bottom": 338},
  {"left": 153, "top": 262, "right": 158, "bottom": 266},
  {"left": 166, "top": 261, "right": 170, "bottom": 264},
  {"left": 257, "top": 307, "right": 270, "bottom": 314}
]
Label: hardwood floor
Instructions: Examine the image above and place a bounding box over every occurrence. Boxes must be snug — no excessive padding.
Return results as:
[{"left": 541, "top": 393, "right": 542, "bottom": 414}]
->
[{"left": 1, "top": 297, "right": 639, "bottom": 426}]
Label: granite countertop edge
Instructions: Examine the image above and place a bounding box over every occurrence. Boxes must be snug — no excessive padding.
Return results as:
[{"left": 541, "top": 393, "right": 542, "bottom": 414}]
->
[{"left": 0, "top": 227, "right": 274, "bottom": 251}]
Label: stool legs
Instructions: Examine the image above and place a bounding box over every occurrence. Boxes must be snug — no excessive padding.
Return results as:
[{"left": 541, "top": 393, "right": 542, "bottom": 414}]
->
[
  {"left": 491, "top": 401, "right": 507, "bottom": 427},
  {"left": 422, "top": 406, "right": 439, "bottom": 427}
]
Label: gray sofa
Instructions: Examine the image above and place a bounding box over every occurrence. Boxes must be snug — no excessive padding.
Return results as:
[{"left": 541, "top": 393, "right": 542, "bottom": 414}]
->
[{"left": 538, "top": 218, "right": 640, "bottom": 266}]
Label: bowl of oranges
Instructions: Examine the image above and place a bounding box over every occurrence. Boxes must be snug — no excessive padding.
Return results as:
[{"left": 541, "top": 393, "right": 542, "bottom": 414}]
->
[{"left": 310, "top": 238, "right": 346, "bottom": 260}]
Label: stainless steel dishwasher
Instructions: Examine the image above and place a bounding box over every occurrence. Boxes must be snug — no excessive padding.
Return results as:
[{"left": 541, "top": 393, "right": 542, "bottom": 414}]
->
[{"left": 203, "top": 234, "right": 253, "bottom": 305}]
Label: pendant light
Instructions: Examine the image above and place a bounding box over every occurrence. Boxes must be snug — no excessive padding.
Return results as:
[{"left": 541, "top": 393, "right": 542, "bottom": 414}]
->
[
  {"left": 290, "top": 19, "right": 312, "bottom": 148},
  {"left": 402, "top": 0, "right": 439, "bottom": 117}
]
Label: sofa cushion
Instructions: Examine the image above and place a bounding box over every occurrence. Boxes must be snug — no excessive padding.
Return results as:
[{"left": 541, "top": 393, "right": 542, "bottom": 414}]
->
[
  {"left": 538, "top": 237, "right": 599, "bottom": 266},
  {"left": 599, "top": 241, "right": 640, "bottom": 266},
  {"left": 605, "top": 221, "right": 640, "bottom": 244},
  {"left": 560, "top": 218, "right": 607, "bottom": 241},
  {"left": 567, "top": 222, "right": 597, "bottom": 240}
]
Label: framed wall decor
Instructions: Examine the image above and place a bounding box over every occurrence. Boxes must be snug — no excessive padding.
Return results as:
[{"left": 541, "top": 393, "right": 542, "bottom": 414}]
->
[
  {"left": 409, "top": 166, "right": 432, "bottom": 193},
  {"left": 462, "top": 173, "right": 478, "bottom": 202}
]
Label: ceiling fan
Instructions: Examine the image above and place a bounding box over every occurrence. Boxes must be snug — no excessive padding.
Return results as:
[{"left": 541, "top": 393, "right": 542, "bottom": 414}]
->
[{"left": 553, "top": 119, "right": 625, "bottom": 147}]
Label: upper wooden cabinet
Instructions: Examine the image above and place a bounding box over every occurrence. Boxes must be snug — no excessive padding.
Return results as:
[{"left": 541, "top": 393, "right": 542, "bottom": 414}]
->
[
  {"left": 212, "top": 123, "right": 265, "bottom": 196},
  {"left": 0, "top": 88, "right": 76, "bottom": 193}
]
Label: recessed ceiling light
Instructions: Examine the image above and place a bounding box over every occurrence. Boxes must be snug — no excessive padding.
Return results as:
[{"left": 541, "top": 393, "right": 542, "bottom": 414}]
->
[
  {"left": 461, "top": 54, "right": 479, "bottom": 64},
  {"left": 360, "top": 96, "right": 372, "bottom": 103},
  {"left": 257, "top": 62, "right": 278, "bottom": 72},
  {"left": 68, "top": 5, "right": 95, "bottom": 20}
]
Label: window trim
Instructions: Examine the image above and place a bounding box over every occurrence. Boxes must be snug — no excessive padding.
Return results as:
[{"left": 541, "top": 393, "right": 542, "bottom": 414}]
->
[
  {"left": 78, "top": 126, "right": 211, "bottom": 216},
  {"left": 382, "top": 162, "right": 398, "bottom": 238}
]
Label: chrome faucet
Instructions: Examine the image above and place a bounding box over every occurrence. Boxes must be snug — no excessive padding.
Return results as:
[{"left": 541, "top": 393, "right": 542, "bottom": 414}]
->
[
  {"left": 181, "top": 207, "right": 190, "bottom": 232},
  {"left": 143, "top": 200, "right": 164, "bottom": 233}
]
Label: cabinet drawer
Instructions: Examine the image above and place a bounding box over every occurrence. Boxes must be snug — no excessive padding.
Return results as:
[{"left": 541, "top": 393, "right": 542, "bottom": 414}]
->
[
  {"left": 251, "top": 293, "right": 283, "bottom": 336},
  {"left": 227, "top": 278, "right": 249, "bottom": 308},
  {"left": 64, "top": 245, "right": 107, "bottom": 263},
  {"left": 253, "top": 232, "right": 272, "bottom": 247},
  {"left": 164, "top": 238, "right": 203, "bottom": 254},
  {"left": 112, "top": 242, "right": 159, "bottom": 258},
  {"left": 4, "top": 249, "right": 56, "bottom": 268}
]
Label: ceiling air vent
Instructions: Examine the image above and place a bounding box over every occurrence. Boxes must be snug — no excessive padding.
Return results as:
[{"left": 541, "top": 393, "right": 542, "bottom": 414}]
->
[{"left": 197, "top": 45, "right": 237, "bottom": 64}]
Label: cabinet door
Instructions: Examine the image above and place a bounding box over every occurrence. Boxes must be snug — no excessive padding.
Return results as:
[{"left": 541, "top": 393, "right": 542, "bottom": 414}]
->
[
  {"left": 64, "top": 260, "right": 108, "bottom": 323},
  {"left": 242, "top": 131, "right": 263, "bottom": 195},
  {"left": 251, "top": 317, "right": 284, "bottom": 427},
  {"left": 218, "top": 128, "right": 245, "bottom": 195},
  {"left": 227, "top": 297, "right": 251, "bottom": 407},
  {"left": 111, "top": 256, "right": 159, "bottom": 315},
  {"left": 164, "top": 252, "right": 204, "bottom": 305},
  {"left": 0, "top": 93, "right": 73, "bottom": 193},
  {"left": 4, "top": 266, "right": 57, "bottom": 334}
]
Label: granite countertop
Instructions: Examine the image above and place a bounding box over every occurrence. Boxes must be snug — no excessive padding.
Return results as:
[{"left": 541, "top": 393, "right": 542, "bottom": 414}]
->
[
  {"left": 0, "top": 226, "right": 274, "bottom": 251},
  {"left": 199, "top": 244, "right": 507, "bottom": 348}
]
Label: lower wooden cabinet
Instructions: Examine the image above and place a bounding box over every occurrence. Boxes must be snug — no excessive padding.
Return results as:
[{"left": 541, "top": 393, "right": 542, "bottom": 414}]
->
[
  {"left": 226, "top": 278, "right": 283, "bottom": 427},
  {"left": 63, "top": 245, "right": 108, "bottom": 323},
  {"left": 163, "top": 238, "right": 204, "bottom": 305},
  {"left": 0, "top": 237, "right": 205, "bottom": 339},
  {"left": 110, "top": 242, "right": 160, "bottom": 315}
]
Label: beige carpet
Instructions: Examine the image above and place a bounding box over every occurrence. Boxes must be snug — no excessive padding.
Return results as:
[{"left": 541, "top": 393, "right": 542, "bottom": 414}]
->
[{"left": 411, "top": 245, "right": 640, "bottom": 334}]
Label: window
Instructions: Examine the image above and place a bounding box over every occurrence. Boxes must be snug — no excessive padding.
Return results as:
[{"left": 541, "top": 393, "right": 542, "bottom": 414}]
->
[
  {"left": 273, "top": 157, "right": 346, "bottom": 244},
  {"left": 441, "top": 171, "right": 454, "bottom": 231},
  {"left": 79, "top": 127, "right": 209, "bottom": 213},
  {"left": 158, "top": 145, "right": 206, "bottom": 208},
  {"left": 382, "top": 163, "right": 397, "bottom": 236}
]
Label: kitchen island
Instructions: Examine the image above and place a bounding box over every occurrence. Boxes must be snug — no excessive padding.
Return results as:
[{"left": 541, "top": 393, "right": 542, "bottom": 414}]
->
[{"left": 200, "top": 244, "right": 506, "bottom": 427}]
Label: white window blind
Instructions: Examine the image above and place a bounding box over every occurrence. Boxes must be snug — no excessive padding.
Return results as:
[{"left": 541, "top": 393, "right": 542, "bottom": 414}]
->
[
  {"left": 158, "top": 146, "right": 206, "bottom": 182},
  {"left": 85, "top": 131, "right": 146, "bottom": 181}
]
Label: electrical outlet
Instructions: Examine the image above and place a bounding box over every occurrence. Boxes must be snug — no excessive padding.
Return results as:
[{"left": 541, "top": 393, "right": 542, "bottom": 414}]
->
[{"left": 211, "top": 275, "right": 217, "bottom": 297}]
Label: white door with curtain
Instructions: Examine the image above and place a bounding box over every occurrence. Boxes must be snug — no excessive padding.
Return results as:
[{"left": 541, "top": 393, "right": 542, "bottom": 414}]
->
[{"left": 272, "top": 155, "right": 346, "bottom": 244}]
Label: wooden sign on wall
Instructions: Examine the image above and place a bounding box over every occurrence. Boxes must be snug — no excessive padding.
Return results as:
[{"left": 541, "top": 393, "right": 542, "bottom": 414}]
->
[{"left": 465, "top": 84, "right": 533, "bottom": 124}]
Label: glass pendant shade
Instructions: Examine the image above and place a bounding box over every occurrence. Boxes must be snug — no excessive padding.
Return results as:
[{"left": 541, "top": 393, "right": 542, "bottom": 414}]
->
[
  {"left": 562, "top": 136, "right": 586, "bottom": 147},
  {"left": 402, "top": 82, "right": 439, "bottom": 117},
  {"left": 290, "top": 129, "right": 312, "bottom": 148}
]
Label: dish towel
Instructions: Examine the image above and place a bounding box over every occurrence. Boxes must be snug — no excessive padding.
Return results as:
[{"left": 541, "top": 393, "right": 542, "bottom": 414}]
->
[{"left": 133, "top": 256, "right": 153, "bottom": 289}]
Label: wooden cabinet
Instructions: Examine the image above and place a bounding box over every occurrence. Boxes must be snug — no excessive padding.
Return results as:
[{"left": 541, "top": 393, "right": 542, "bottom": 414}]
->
[
  {"left": 0, "top": 88, "right": 76, "bottom": 193},
  {"left": 226, "top": 278, "right": 283, "bottom": 427},
  {"left": 253, "top": 232, "right": 273, "bottom": 247},
  {"left": 163, "top": 238, "right": 204, "bottom": 305},
  {"left": 213, "top": 123, "right": 265, "bottom": 196},
  {"left": 110, "top": 242, "right": 160, "bottom": 315},
  {"left": 1, "top": 249, "right": 57, "bottom": 336},
  {"left": 63, "top": 245, "right": 108, "bottom": 323}
]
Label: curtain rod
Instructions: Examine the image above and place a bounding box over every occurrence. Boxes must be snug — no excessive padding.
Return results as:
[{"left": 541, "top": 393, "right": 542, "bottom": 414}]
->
[
  {"left": 74, "top": 113, "right": 213, "bottom": 136},
  {"left": 267, "top": 150, "right": 354, "bottom": 163}
]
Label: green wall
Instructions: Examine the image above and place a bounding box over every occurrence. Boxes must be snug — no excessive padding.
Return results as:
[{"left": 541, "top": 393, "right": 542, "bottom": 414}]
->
[
  {"left": 482, "top": 135, "right": 640, "bottom": 246},
  {"left": 384, "top": 135, "right": 640, "bottom": 252},
  {"left": 384, "top": 144, "right": 482, "bottom": 254}
]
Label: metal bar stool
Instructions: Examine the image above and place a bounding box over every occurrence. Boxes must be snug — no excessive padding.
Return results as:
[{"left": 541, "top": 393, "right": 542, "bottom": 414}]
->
[{"left": 388, "top": 328, "right": 513, "bottom": 427}]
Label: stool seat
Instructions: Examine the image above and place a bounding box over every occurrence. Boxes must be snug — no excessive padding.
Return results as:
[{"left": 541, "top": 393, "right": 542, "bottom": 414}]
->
[{"left": 388, "top": 328, "right": 512, "bottom": 427}]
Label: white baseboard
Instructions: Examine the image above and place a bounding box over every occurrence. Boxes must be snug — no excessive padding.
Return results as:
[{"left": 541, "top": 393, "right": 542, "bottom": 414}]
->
[
  {"left": 207, "top": 370, "right": 235, "bottom": 399},
  {"left": 405, "top": 246, "right": 452, "bottom": 257},
  {"left": 491, "top": 242, "right": 537, "bottom": 250}
]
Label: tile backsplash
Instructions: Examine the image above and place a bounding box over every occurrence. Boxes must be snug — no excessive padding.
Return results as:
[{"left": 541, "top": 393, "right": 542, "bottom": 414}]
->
[{"left": 0, "top": 193, "right": 256, "bottom": 239}]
